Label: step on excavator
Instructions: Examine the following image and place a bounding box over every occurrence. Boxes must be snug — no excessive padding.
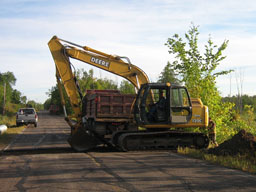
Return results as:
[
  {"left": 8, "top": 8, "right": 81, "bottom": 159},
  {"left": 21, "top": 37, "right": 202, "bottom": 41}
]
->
[{"left": 48, "top": 36, "right": 209, "bottom": 151}]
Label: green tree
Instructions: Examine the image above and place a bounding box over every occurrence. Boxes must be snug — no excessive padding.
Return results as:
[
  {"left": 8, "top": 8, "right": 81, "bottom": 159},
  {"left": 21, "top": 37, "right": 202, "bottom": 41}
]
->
[
  {"left": 46, "top": 84, "right": 72, "bottom": 114},
  {"left": 44, "top": 98, "right": 51, "bottom": 110},
  {"left": 11, "top": 89, "right": 22, "bottom": 104},
  {"left": 76, "top": 69, "right": 94, "bottom": 94},
  {"left": 26, "top": 100, "right": 36, "bottom": 108},
  {"left": 26, "top": 100, "right": 43, "bottom": 110},
  {"left": 76, "top": 68, "right": 118, "bottom": 94},
  {"left": 165, "top": 24, "right": 234, "bottom": 142},
  {"left": 0, "top": 71, "right": 17, "bottom": 114},
  {"left": 20, "top": 95, "right": 27, "bottom": 105},
  {"left": 0, "top": 71, "right": 17, "bottom": 103},
  {"left": 96, "top": 78, "right": 118, "bottom": 90},
  {"left": 119, "top": 80, "right": 135, "bottom": 94},
  {"left": 158, "top": 61, "right": 180, "bottom": 83},
  {"left": 0, "top": 71, "right": 16, "bottom": 86}
]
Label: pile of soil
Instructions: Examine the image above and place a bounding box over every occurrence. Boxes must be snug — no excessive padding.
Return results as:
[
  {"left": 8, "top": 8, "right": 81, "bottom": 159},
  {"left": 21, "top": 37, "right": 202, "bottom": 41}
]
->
[{"left": 208, "top": 129, "right": 256, "bottom": 156}]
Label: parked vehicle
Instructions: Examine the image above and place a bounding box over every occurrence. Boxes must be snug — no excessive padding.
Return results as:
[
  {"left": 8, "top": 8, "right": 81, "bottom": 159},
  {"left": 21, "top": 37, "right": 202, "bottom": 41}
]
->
[
  {"left": 49, "top": 104, "right": 60, "bottom": 115},
  {"left": 16, "top": 108, "right": 38, "bottom": 127}
]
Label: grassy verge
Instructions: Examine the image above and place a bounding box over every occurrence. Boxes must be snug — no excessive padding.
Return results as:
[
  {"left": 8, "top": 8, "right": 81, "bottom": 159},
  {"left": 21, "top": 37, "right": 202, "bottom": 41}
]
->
[
  {"left": 0, "top": 115, "right": 16, "bottom": 127},
  {"left": 0, "top": 113, "right": 26, "bottom": 150},
  {"left": 0, "top": 126, "right": 26, "bottom": 150},
  {"left": 178, "top": 147, "right": 256, "bottom": 174},
  {"left": 0, "top": 103, "right": 29, "bottom": 150}
]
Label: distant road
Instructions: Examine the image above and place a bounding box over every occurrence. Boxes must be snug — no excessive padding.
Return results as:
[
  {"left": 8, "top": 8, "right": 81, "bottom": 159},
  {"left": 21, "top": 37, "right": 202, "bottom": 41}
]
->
[{"left": 0, "top": 111, "right": 256, "bottom": 192}]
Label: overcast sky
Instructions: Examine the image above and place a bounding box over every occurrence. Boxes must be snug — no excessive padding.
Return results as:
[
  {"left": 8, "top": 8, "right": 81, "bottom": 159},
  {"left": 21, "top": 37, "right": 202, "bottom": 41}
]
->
[{"left": 0, "top": 0, "right": 256, "bottom": 103}]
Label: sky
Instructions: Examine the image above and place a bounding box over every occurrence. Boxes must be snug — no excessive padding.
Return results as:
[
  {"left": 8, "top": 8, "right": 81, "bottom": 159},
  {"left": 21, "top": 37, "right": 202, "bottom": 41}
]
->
[{"left": 0, "top": 0, "right": 256, "bottom": 103}]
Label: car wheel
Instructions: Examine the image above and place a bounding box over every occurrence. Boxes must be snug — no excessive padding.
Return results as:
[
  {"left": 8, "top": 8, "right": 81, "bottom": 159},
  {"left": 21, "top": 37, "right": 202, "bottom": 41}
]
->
[{"left": 34, "top": 123, "right": 37, "bottom": 127}]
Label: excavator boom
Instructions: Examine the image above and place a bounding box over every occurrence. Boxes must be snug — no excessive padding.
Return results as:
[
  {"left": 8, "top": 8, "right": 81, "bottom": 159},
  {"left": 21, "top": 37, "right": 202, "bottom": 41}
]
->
[{"left": 49, "top": 36, "right": 149, "bottom": 91}]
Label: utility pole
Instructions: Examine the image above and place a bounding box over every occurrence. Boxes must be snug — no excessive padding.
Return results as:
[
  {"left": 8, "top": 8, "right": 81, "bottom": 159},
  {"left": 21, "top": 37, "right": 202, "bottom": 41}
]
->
[{"left": 3, "top": 82, "right": 6, "bottom": 115}]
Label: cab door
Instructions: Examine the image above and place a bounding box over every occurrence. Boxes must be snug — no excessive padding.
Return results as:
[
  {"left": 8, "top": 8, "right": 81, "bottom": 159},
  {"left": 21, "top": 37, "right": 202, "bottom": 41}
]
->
[
  {"left": 134, "top": 83, "right": 169, "bottom": 125},
  {"left": 169, "top": 87, "right": 192, "bottom": 124}
]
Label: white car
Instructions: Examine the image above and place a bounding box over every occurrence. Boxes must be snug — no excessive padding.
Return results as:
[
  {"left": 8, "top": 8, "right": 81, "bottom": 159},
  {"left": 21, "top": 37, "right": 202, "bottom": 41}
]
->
[{"left": 16, "top": 108, "right": 38, "bottom": 127}]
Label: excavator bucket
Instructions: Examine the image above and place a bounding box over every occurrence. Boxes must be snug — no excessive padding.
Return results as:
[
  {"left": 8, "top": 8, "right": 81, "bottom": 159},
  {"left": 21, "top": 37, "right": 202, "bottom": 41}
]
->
[{"left": 67, "top": 129, "right": 98, "bottom": 152}]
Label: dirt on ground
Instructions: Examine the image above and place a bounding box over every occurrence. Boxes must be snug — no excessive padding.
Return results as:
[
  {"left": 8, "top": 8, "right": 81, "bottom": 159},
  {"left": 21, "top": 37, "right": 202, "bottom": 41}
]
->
[{"left": 208, "top": 129, "right": 256, "bottom": 156}]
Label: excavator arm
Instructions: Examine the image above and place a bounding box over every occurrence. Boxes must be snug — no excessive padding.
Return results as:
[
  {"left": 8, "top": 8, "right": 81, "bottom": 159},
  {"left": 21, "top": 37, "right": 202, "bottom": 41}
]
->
[{"left": 48, "top": 35, "right": 150, "bottom": 134}]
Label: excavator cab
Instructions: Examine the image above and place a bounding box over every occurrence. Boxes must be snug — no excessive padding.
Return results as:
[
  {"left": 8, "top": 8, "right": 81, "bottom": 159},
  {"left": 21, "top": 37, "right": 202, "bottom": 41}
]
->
[{"left": 134, "top": 83, "right": 192, "bottom": 127}]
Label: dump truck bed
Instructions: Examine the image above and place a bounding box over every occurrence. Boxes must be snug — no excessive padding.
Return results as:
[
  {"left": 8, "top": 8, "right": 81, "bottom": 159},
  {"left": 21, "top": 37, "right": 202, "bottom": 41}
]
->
[{"left": 83, "top": 90, "right": 136, "bottom": 121}]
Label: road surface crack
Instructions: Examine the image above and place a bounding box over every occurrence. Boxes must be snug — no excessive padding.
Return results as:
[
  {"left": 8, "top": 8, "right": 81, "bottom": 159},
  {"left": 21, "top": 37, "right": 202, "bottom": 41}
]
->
[
  {"left": 86, "top": 153, "right": 141, "bottom": 192},
  {"left": 14, "top": 156, "right": 31, "bottom": 192},
  {"left": 116, "top": 153, "right": 194, "bottom": 192}
]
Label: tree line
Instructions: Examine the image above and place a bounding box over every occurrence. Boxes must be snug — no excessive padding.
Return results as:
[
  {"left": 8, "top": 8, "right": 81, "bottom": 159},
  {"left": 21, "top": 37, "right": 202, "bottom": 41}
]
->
[
  {"left": 223, "top": 95, "right": 256, "bottom": 113},
  {"left": 0, "top": 71, "right": 43, "bottom": 116}
]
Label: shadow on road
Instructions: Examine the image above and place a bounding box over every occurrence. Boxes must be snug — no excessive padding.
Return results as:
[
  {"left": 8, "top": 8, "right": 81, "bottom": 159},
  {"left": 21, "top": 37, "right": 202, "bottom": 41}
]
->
[
  {"left": 1, "top": 147, "right": 74, "bottom": 156},
  {"left": 1, "top": 146, "right": 120, "bottom": 156}
]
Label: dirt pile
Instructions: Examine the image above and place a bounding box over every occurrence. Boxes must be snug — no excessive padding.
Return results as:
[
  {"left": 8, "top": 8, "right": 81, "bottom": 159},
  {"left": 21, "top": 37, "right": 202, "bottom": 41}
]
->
[{"left": 208, "top": 129, "right": 256, "bottom": 156}]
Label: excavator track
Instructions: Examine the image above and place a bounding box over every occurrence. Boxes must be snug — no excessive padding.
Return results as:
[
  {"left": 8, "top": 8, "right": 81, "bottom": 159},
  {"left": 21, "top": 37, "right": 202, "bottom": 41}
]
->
[{"left": 116, "top": 131, "right": 209, "bottom": 151}]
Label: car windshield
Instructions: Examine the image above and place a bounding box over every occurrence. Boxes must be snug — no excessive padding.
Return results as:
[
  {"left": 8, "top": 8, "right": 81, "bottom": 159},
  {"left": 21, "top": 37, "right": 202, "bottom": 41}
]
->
[{"left": 19, "top": 109, "right": 35, "bottom": 114}]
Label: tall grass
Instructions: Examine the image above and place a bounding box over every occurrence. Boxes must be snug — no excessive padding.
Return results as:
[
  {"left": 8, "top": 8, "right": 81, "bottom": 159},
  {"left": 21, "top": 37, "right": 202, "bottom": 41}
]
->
[
  {"left": 0, "top": 115, "right": 16, "bottom": 127},
  {"left": 0, "top": 102, "right": 22, "bottom": 126},
  {"left": 0, "top": 103, "right": 27, "bottom": 149},
  {"left": 0, "top": 126, "right": 25, "bottom": 149},
  {"left": 178, "top": 147, "right": 256, "bottom": 174}
]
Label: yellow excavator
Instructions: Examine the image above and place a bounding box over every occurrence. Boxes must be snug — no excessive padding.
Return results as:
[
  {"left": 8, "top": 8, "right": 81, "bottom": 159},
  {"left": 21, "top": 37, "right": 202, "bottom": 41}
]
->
[{"left": 48, "top": 36, "right": 209, "bottom": 151}]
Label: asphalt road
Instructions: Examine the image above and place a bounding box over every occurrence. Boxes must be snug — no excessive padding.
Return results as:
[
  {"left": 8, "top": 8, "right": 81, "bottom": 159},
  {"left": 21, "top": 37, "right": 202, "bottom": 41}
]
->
[{"left": 0, "top": 111, "right": 256, "bottom": 192}]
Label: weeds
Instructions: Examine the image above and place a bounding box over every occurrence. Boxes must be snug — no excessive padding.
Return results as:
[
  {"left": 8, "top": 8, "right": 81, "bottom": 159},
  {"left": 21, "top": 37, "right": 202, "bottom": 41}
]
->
[
  {"left": 178, "top": 147, "right": 256, "bottom": 174},
  {"left": 0, "top": 103, "right": 25, "bottom": 149},
  {"left": 0, "top": 126, "right": 25, "bottom": 149},
  {"left": 0, "top": 115, "right": 16, "bottom": 127}
]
